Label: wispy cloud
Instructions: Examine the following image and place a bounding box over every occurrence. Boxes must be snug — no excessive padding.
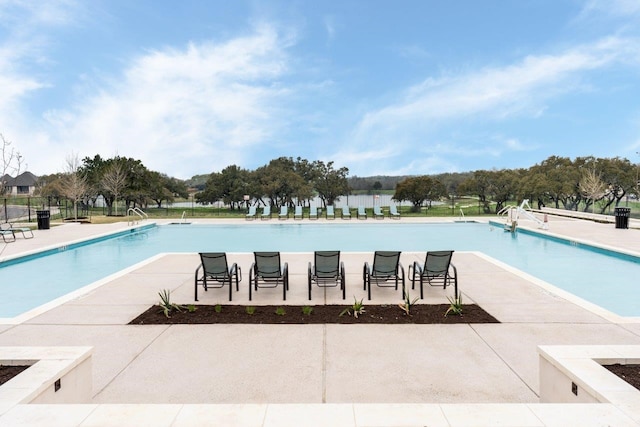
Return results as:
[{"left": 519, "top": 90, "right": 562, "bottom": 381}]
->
[
  {"left": 578, "top": 0, "right": 640, "bottom": 20},
  {"left": 323, "top": 14, "right": 337, "bottom": 43},
  {"left": 339, "top": 36, "right": 640, "bottom": 175},
  {"left": 41, "top": 24, "right": 294, "bottom": 177}
]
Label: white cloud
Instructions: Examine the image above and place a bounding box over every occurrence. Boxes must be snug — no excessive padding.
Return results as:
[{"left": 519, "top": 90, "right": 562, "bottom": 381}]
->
[
  {"left": 339, "top": 36, "right": 640, "bottom": 176},
  {"left": 34, "top": 24, "right": 293, "bottom": 178}
]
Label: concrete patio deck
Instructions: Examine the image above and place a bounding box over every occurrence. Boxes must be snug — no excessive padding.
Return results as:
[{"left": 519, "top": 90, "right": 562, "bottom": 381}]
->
[{"left": 0, "top": 215, "right": 639, "bottom": 425}]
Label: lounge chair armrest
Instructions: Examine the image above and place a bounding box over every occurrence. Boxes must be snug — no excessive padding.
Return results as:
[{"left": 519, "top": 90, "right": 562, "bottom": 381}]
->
[
  {"left": 398, "top": 262, "right": 405, "bottom": 279},
  {"left": 283, "top": 262, "right": 289, "bottom": 276},
  {"left": 195, "top": 264, "right": 203, "bottom": 277},
  {"left": 308, "top": 262, "right": 313, "bottom": 275},
  {"left": 231, "top": 263, "right": 242, "bottom": 282}
]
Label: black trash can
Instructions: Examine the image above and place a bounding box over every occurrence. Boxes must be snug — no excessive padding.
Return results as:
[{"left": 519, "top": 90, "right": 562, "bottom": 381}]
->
[
  {"left": 614, "top": 207, "right": 630, "bottom": 229},
  {"left": 36, "top": 210, "right": 50, "bottom": 230}
]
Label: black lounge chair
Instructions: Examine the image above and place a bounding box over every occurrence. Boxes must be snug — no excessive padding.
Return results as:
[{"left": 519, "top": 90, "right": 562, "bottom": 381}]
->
[
  {"left": 363, "top": 251, "right": 405, "bottom": 300},
  {"left": 194, "top": 252, "right": 241, "bottom": 301},
  {"left": 308, "top": 250, "right": 345, "bottom": 300},
  {"left": 409, "top": 250, "right": 458, "bottom": 299},
  {"left": 249, "top": 252, "right": 289, "bottom": 301}
]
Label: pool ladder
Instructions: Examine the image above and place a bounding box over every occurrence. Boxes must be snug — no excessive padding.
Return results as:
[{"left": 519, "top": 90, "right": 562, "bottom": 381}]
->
[{"left": 127, "top": 207, "right": 148, "bottom": 226}]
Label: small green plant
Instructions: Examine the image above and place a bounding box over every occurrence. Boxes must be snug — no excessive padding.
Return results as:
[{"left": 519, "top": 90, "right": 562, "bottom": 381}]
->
[
  {"left": 275, "top": 306, "right": 286, "bottom": 316},
  {"left": 340, "top": 297, "right": 365, "bottom": 318},
  {"left": 158, "top": 289, "right": 184, "bottom": 318},
  {"left": 302, "top": 306, "right": 314, "bottom": 316},
  {"left": 398, "top": 291, "right": 419, "bottom": 315},
  {"left": 245, "top": 306, "right": 256, "bottom": 315},
  {"left": 214, "top": 304, "right": 223, "bottom": 313},
  {"left": 445, "top": 294, "right": 463, "bottom": 317},
  {"left": 186, "top": 304, "right": 197, "bottom": 313}
]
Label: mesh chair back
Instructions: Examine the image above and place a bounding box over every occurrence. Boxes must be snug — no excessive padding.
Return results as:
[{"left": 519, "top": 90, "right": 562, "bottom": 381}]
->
[
  {"left": 200, "top": 253, "right": 229, "bottom": 278},
  {"left": 314, "top": 251, "right": 340, "bottom": 278},
  {"left": 254, "top": 252, "right": 282, "bottom": 278},
  {"left": 326, "top": 206, "right": 335, "bottom": 216},
  {"left": 425, "top": 251, "right": 453, "bottom": 277},
  {"left": 372, "top": 251, "right": 401, "bottom": 278}
]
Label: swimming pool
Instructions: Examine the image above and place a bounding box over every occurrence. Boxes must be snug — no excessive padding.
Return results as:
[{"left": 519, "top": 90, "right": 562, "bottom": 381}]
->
[{"left": 1, "top": 222, "right": 639, "bottom": 318}]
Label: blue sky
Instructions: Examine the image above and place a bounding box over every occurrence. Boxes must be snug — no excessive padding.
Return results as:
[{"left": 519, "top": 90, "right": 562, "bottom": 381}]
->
[{"left": 1, "top": 0, "right": 640, "bottom": 179}]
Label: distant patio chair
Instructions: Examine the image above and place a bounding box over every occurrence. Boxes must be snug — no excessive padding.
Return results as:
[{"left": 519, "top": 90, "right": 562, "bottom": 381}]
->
[
  {"left": 194, "top": 252, "right": 241, "bottom": 302},
  {"left": 373, "top": 206, "right": 384, "bottom": 220},
  {"left": 308, "top": 250, "right": 345, "bottom": 300},
  {"left": 1, "top": 222, "right": 33, "bottom": 239},
  {"left": 294, "top": 206, "right": 303, "bottom": 220},
  {"left": 357, "top": 206, "right": 367, "bottom": 220},
  {"left": 341, "top": 206, "right": 352, "bottom": 219},
  {"left": 326, "top": 205, "right": 336, "bottom": 220},
  {"left": 279, "top": 206, "right": 289, "bottom": 220},
  {"left": 246, "top": 206, "right": 257, "bottom": 220},
  {"left": 309, "top": 206, "right": 318, "bottom": 220},
  {"left": 389, "top": 205, "right": 401, "bottom": 219},
  {"left": 261, "top": 206, "right": 272, "bottom": 220},
  {"left": 409, "top": 250, "right": 458, "bottom": 299},
  {"left": 249, "top": 252, "right": 289, "bottom": 301},
  {"left": 363, "top": 251, "right": 405, "bottom": 300}
]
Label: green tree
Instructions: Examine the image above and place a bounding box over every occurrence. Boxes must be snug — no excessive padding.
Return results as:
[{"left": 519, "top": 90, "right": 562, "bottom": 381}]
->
[
  {"left": 393, "top": 176, "right": 446, "bottom": 212},
  {"left": 255, "top": 157, "right": 307, "bottom": 208},
  {"left": 196, "top": 165, "right": 252, "bottom": 210},
  {"left": 594, "top": 157, "right": 635, "bottom": 213},
  {"left": 312, "top": 161, "right": 350, "bottom": 207}
]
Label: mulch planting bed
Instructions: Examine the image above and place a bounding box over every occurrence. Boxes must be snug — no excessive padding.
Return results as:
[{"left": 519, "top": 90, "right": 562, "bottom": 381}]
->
[
  {"left": 129, "top": 304, "right": 499, "bottom": 325},
  {"left": 0, "top": 365, "right": 30, "bottom": 386},
  {"left": 603, "top": 364, "right": 640, "bottom": 391}
]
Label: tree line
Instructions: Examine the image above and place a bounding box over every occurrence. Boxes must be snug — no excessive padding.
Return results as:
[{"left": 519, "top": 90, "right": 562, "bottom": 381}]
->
[
  {"left": 26, "top": 151, "right": 640, "bottom": 217},
  {"left": 37, "top": 155, "right": 189, "bottom": 217}
]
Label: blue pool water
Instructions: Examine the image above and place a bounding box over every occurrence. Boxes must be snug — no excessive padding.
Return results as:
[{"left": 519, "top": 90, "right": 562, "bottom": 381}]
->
[{"left": 1, "top": 222, "right": 639, "bottom": 318}]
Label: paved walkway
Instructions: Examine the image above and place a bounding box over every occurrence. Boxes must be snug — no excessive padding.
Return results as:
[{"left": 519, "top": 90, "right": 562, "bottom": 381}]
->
[{"left": 0, "top": 215, "right": 639, "bottom": 425}]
